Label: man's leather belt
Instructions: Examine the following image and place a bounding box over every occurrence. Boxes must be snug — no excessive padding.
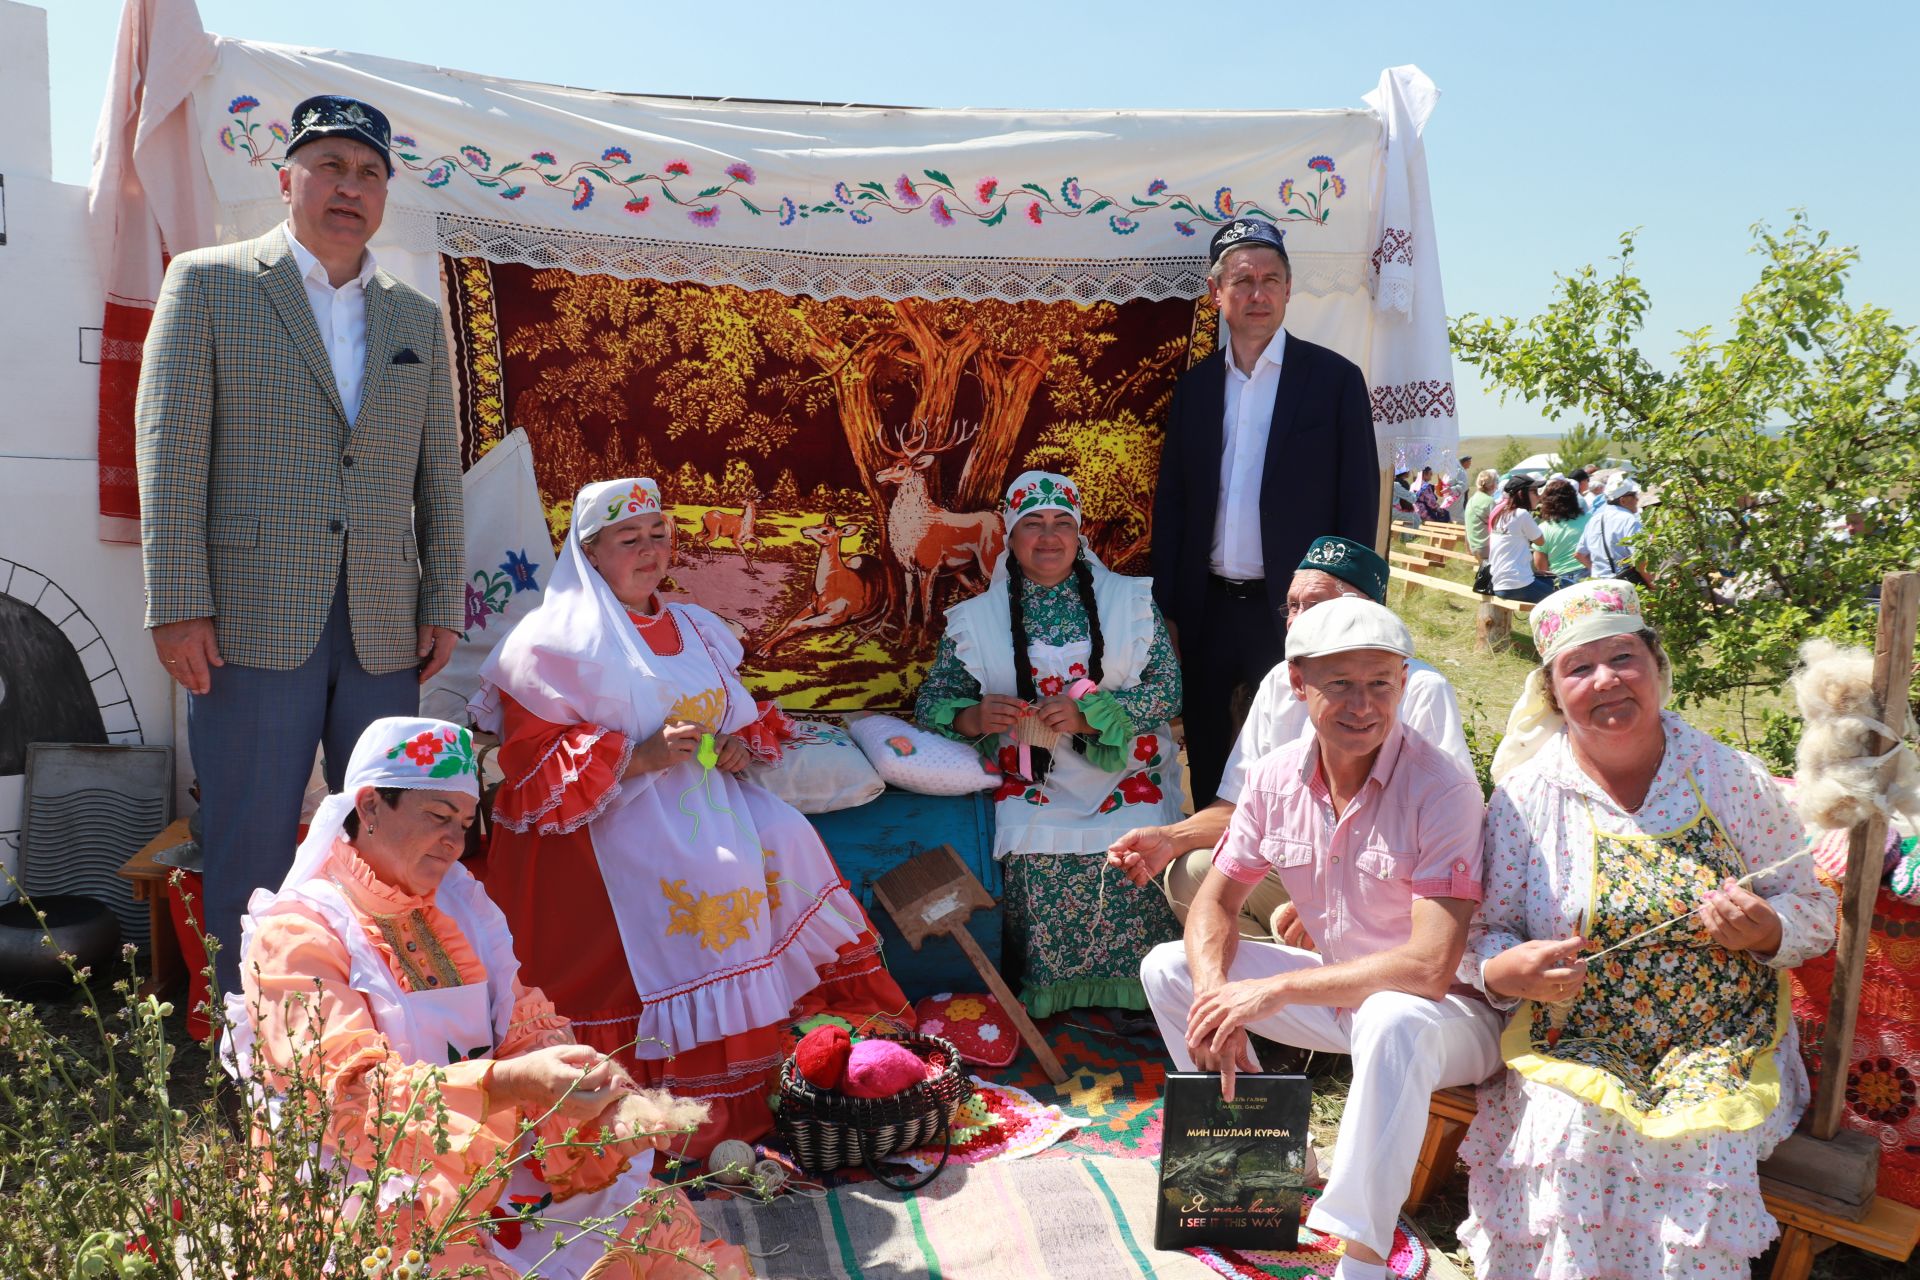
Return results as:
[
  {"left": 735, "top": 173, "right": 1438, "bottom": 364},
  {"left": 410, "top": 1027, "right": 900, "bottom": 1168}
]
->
[{"left": 1209, "top": 573, "right": 1266, "bottom": 599}]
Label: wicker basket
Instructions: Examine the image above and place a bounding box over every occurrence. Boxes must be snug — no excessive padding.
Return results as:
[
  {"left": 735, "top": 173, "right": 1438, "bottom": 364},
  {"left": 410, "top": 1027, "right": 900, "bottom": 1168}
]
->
[{"left": 774, "top": 1033, "right": 974, "bottom": 1191}]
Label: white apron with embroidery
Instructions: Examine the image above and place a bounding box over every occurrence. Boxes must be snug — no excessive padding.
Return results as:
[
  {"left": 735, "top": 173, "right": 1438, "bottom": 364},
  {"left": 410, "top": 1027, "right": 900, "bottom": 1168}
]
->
[
  {"left": 584, "top": 604, "right": 870, "bottom": 1061},
  {"left": 224, "top": 864, "right": 653, "bottom": 1279},
  {"left": 944, "top": 569, "right": 1183, "bottom": 858}
]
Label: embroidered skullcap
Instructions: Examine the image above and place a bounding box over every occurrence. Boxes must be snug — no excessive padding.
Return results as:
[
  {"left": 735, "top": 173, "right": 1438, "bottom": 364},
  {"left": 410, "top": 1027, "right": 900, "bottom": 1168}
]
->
[
  {"left": 1208, "top": 217, "right": 1289, "bottom": 268},
  {"left": 286, "top": 95, "right": 394, "bottom": 175},
  {"left": 574, "top": 477, "right": 665, "bottom": 542},
  {"left": 1490, "top": 578, "right": 1668, "bottom": 785},
  {"left": 1284, "top": 596, "right": 1413, "bottom": 662},
  {"left": 1002, "top": 470, "right": 1081, "bottom": 531},
  {"left": 1296, "top": 536, "right": 1389, "bottom": 605}
]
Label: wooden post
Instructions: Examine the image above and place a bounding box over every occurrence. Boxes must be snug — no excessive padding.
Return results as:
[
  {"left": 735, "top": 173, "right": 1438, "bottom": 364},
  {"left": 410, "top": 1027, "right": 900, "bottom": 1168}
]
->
[{"left": 1810, "top": 571, "right": 1919, "bottom": 1140}]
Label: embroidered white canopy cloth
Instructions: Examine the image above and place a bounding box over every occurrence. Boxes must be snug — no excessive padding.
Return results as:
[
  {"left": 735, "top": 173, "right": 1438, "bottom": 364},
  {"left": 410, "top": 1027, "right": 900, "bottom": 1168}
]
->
[{"left": 90, "top": 0, "right": 1461, "bottom": 519}]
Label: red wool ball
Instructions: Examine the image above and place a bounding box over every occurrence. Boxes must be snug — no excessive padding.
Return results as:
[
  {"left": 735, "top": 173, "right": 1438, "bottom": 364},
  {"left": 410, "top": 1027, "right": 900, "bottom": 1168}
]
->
[{"left": 794, "top": 1024, "right": 852, "bottom": 1090}]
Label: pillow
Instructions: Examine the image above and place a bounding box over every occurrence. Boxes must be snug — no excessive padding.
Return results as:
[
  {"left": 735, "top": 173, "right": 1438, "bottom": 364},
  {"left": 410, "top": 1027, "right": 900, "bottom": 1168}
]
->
[
  {"left": 749, "top": 717, "right": 885, "bottom": 814},
  {"left": 914, "top": 992, "right": 1019, "bottom": 1068},
  {"left": 847, "top": 714, "right": 1000, "bottom": 796}
]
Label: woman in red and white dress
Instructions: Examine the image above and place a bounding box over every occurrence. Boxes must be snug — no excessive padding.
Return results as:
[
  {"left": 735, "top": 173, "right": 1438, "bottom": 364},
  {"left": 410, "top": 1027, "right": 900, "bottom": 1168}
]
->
[{"left": 473, "top": 477, "right": 909, "bottom": 1157}]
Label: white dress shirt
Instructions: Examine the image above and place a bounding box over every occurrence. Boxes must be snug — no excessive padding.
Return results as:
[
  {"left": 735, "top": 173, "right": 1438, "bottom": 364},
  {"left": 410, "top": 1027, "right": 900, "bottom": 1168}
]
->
[
  {"left": 284, "top": 223, "right": 376, "bottom": 426},
  {"left": 1215, "top": 655, "right": 1473, "bottom": 802},
  {"left": 1210, "top": 327, "right": 1287, "bottom": 580}
]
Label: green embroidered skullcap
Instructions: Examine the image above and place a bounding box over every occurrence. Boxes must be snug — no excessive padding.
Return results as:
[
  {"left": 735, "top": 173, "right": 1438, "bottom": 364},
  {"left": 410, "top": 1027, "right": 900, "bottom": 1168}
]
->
[{"left": 1296, "top": 536, "right": 1388, "bottom": 604}]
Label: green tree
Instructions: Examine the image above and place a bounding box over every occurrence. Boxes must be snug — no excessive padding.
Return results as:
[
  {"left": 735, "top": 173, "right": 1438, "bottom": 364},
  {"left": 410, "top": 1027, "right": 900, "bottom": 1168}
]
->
[
  {"left": 1451, "top": 214, "right": 1920, "bottom": 722},
  {"left": 1493, "top": 436, "right": 1530, "bottom": 472},
  {"left": 1551, "top": 421, "right": 1610, "bottom": 473}
]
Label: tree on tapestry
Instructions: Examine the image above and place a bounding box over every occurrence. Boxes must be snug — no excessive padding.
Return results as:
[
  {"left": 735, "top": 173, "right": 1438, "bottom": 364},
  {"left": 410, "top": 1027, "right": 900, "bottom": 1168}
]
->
[{"left": 477, "top": 265, "right": 1199, "bottom": 710}]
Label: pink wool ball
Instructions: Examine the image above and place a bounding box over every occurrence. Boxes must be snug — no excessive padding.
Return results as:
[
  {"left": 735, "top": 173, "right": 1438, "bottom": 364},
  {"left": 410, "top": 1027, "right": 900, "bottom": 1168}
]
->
[{"left": 839, "top": 1039, "right": 930, "bottom": 1099}]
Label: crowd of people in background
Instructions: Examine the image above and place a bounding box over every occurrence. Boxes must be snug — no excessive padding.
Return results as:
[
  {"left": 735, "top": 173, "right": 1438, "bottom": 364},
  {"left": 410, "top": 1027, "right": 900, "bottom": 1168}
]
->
[{"left": 1437, "top": 460, "right": 1652, "bottom": 602}]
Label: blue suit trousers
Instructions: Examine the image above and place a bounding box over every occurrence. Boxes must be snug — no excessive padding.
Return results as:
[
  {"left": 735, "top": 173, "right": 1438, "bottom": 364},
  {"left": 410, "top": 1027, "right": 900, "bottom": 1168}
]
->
[{"left": 188, "top": 577, "right": 419, "bottom": 995}]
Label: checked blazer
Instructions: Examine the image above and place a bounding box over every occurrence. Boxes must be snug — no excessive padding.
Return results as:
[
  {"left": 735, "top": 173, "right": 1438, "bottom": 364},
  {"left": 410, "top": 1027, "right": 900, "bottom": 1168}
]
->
[{"left": 136, "top": 228, "right": 464, "bottom": 674}]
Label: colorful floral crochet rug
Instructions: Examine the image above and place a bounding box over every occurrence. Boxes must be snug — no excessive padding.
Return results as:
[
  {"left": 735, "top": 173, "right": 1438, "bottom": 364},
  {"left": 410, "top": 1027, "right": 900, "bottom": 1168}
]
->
[{"left": 891, "top": 1077, "right": 1084, "bottom": 1175}]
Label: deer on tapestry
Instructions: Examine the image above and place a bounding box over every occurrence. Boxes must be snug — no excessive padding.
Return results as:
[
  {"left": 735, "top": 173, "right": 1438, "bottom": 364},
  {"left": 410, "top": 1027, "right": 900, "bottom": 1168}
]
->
[
  {"left": 754, "top": 522, "right": 888, "bottom": 655},
  {"left": 874, "top": 419, "right": 1005, "bottom": 638},
  {"left": 697, "top": 491, "right": 762, "bottom": 562}
]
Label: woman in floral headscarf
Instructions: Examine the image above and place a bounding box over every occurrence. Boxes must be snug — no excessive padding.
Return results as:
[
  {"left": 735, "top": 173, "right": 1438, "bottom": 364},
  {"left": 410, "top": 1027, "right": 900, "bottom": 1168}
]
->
[
  {"left": 226, "top": 716, "right": 751, "bottom": 1279},
  {"left": 915, "top": 471, "right": 1184, "bottom": 1017},
  {"left": 472, "top": 478, "right": 909, "bottom": 1160},
  {"left": 1458, "top": 579, "right": 1835, "bottom": 1279}
]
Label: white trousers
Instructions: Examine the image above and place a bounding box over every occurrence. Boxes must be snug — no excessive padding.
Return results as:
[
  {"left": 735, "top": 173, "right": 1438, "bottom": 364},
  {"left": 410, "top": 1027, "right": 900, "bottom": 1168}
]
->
[{"left": 1140, "top": 940, "right": 1503, "bottom": 1256}]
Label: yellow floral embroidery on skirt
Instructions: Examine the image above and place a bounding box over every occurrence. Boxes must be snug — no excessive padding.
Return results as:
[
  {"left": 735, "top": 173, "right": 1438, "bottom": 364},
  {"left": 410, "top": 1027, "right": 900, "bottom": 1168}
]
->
[{"left": 660, "top": 878, "right": 767, "bottom": 953}]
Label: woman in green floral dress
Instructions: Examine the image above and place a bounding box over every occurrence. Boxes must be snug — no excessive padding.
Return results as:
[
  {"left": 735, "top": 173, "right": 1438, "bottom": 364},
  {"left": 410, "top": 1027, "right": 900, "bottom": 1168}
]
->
[{"left": 915, "top": 470, "right": 1184, "bottom": 1017}]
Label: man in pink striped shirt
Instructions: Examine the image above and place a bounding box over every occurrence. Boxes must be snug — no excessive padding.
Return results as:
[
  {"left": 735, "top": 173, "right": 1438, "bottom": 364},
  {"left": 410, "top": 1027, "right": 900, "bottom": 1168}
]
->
[{"left": 1141, "top": 597, "right": 1501, "bottom": 1280}]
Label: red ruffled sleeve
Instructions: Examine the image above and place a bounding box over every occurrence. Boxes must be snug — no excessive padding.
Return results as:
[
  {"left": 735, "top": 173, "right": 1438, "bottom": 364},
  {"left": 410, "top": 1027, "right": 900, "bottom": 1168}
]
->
[
  {"left": 734, "top": 699, "right": 798, "bottom": 764},
  {"left": 490, "top": 692, "right": 634, "bottom": 836}
]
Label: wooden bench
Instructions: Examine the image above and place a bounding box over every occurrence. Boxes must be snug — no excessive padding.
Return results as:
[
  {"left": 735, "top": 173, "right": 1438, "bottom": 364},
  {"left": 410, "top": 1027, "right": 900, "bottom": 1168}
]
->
[
  {"left": 1405, "top": 539, "right": 1479, "bottom": 567},
  {"left": 1408, "top": 1086, "right": 1920, "bottom": 1280},
  {"left": 1388, "top": 565, "right": 1533, "bottom": 653},
  {"left": 1393, "top": 520, "right": 1465, "bottom": 544},
  {"left": 1388, "top": 550, "right": 1440, "bottom": 574}
]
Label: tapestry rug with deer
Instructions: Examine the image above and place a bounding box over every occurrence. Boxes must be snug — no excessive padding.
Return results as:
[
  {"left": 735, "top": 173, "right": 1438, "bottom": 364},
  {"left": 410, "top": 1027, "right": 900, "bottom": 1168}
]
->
[{"left": 447, "top": 260, "right": 1217, "bottom": 711}]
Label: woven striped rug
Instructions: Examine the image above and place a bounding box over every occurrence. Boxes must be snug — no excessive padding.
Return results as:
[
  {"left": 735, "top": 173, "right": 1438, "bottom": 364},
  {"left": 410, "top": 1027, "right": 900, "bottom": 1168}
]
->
[{"left": 694, "top": 1155, "right": 1465, "bottom": 1280}]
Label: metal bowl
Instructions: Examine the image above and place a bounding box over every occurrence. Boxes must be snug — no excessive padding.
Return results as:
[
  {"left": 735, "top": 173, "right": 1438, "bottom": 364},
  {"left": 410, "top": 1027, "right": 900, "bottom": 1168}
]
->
[{"left": 0, "top": 895, "right": 122, "bottom": 997}]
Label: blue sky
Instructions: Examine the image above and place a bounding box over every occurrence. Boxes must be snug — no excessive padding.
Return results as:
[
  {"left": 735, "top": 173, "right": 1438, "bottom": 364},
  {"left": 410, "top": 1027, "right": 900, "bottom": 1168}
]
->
[{"left": 40, "top": 0, "right": 1919, "bottom": 440}]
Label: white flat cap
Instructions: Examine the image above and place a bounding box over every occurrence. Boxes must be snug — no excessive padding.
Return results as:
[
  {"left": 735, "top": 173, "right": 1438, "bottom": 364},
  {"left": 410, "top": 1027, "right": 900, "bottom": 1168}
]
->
[
  {"left": 1284, "top": 595, "right": 1414, "bottom": 661},
  {"left": 1606, "top": 477, "right": 1642, "bottom": 501}
]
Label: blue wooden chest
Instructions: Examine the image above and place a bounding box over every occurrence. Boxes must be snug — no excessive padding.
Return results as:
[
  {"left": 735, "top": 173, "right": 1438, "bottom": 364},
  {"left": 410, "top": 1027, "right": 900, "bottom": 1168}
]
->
[{"left": 808, "top": 787, "right": 1002, "bottom": 1001}]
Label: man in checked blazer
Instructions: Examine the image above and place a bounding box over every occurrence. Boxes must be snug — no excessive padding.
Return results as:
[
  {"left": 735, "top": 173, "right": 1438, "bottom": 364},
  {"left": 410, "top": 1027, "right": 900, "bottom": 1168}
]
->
[
  {"left": 1150, "top": 218, "right": 1380, "bottom": 807},
  {"left": 135, "top": 96, "right": 464, "bottom": 993}
]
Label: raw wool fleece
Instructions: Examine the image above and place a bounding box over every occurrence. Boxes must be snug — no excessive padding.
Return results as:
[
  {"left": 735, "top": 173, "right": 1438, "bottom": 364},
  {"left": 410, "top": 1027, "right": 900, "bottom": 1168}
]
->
[
  {"left": 1790, "top": 639, "right": 1920, "bottom": 831},
  {"left": 622, "top": 1085, "right": 713, "bottom": 1139}
]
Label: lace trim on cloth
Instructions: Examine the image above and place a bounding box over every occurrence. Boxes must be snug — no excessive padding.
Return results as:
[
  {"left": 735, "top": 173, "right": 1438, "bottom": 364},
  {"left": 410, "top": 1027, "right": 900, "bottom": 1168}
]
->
[
  {"left": 220, "top": 199, "right": 1377, "bottom": 304},
  {"left": 490, "top": 729, "right": 635, "bottom": 836}
]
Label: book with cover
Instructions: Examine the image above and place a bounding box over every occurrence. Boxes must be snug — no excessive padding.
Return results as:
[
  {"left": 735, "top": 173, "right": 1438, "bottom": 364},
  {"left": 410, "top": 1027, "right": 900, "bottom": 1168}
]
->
[{"left": 1154, "top": 1072, "right": 1313, "bottom": 1252}]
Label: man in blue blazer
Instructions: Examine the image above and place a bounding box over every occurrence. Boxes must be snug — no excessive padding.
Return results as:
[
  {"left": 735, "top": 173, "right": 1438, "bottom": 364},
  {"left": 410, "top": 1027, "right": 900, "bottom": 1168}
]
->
[{"left": 1150, "top": 218, "right": 1380, "bottom": 805}]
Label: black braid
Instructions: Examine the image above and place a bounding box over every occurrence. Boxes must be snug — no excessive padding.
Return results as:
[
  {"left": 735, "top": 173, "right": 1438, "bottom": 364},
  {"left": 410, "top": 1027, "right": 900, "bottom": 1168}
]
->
[
  {"left": 1067, "top": 555, "right": 1106, "bottom": 758},
  {"left": 1072, "top": 555, "right": 1105, "bottom": 686},
  {"left": 1008, "top": 556, "right": 1037, "bottom": 702},
  {"left": 1005, "top": 556, "right": 1049, "bottom": 781}
]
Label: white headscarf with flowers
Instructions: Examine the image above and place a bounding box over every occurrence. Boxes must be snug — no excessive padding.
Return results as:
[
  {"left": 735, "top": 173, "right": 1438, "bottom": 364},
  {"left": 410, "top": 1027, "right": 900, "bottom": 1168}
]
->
[
  {"left": 1490, "top": 578, "right": 1673, "bottom": 785},
  {"left": 992, "top": 469, "right": 1105, "bottom": 585},
  {"left": 276, "top": 716, "right": 481, "bottom": 895},
  {"left": 473, "top": 477, "right": 682, "bottom": 737},
  {"left": 573, "top": 476, "right": 663, "bottom": 542}
]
